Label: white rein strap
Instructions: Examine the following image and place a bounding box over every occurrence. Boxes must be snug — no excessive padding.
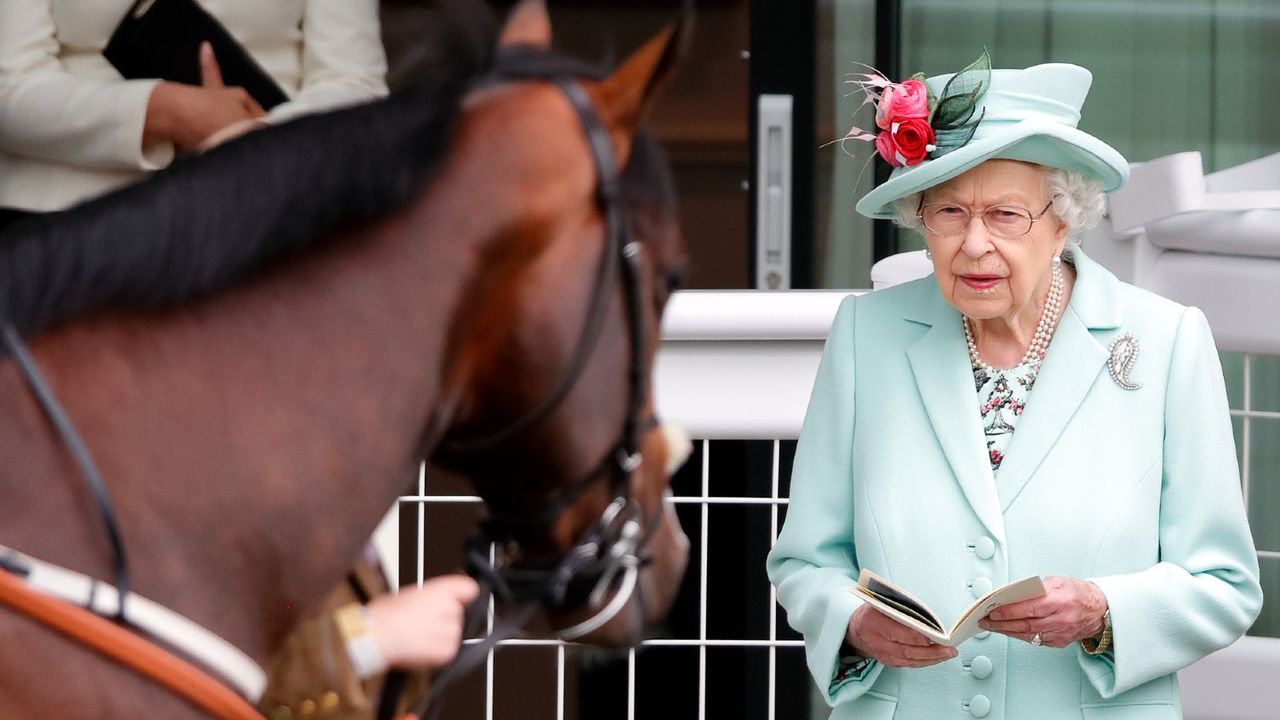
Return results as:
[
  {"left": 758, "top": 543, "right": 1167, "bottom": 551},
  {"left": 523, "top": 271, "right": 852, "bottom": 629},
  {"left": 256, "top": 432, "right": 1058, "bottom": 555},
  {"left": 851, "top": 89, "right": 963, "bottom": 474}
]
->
[{"left": 0, "top": 544, "right": 267, "bottom": 702}]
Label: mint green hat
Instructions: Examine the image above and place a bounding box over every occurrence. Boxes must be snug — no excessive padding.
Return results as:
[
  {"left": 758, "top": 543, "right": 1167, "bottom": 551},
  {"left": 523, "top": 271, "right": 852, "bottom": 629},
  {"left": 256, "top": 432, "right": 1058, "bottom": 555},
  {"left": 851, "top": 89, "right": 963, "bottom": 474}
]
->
[{"left": 854, "top": 62, "right": 1130, "bottom": 219}]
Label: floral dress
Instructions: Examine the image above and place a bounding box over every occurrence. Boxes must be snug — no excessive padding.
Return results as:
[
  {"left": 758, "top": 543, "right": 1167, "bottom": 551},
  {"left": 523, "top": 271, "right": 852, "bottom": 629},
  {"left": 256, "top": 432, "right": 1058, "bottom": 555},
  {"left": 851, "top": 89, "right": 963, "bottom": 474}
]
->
[{"left": 973, "top": 360, "right": 1040, "bottom": 472}]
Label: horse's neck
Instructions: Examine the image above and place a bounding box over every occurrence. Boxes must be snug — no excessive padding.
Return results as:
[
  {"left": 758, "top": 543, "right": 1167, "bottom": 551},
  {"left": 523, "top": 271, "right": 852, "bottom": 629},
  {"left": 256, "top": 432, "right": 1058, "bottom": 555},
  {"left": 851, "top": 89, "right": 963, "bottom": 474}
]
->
[{"left": 0, "top": 175, "right": 508, "bottom": 661}]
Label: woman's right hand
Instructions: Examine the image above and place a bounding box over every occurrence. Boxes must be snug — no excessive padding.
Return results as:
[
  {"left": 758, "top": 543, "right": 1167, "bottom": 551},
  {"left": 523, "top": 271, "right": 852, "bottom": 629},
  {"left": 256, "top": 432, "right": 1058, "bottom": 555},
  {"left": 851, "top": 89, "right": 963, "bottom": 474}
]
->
[
  {"left": 143, "top": 42, "right": 265, "bottom": 152},
  {"left": 846, "top": 604, "right": 958, "bottom": 668}
]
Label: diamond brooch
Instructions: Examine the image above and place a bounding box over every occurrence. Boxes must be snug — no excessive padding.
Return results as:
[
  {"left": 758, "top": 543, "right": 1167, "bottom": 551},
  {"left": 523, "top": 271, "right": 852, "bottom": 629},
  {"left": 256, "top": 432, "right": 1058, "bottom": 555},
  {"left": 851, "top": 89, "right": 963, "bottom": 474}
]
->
[{"left": 1107, "top": 332, "right": 1142, "bottom": 391}]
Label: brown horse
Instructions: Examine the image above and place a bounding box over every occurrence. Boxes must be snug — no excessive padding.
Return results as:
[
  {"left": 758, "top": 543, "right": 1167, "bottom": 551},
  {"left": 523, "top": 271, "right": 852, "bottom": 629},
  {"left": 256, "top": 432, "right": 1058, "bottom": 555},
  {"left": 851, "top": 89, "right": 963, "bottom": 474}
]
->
[{"left": 0, "top": 2, "right": 691, "bottom": 717}]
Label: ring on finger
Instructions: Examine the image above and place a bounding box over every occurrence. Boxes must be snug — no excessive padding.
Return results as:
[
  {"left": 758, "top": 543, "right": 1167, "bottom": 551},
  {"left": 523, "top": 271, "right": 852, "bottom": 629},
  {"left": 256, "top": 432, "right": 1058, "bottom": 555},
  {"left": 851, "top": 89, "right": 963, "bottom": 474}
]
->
[{"left": 1031, "top": 632, "right": 1043, "bottom": 647}]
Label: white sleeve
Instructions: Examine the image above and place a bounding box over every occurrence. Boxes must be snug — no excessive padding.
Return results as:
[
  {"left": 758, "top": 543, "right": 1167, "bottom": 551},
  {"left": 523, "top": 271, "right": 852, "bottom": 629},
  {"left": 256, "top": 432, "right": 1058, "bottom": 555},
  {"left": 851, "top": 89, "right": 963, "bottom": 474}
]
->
[
  {"left": 0, "top": 0, "right": 174, "bottom": 171},
  {"left": 264, "top": 0, "right": 388, "bottom": 124}
]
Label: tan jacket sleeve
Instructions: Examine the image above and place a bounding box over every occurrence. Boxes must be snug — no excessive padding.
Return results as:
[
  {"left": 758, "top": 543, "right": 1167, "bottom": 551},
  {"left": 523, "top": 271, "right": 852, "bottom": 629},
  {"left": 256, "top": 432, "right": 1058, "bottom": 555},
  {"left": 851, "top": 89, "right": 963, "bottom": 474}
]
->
[{"left": 259, "top": 558, "right": 428, "bottom": 720}]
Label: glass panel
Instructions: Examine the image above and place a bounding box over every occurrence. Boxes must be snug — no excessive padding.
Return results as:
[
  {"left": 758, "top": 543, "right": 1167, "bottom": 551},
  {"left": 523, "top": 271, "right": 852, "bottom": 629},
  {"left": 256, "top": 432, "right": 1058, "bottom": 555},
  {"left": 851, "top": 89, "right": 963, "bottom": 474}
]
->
[
  {"left": 1211, "top": 1, "right": 1280, "bottom": 170},
  {"left": 1248, "top": 417, "right": 1280, "bottom": 553},
  {"left": 813, "top": 1, "right": 1280, "bottom": 278},
  {"left": 816, "top": 0, "right": 878, "bottom": 289},
  {"left": 1250, "top": 554, "right": 1280, "bottom": 638},
  {"left": 1250, "top": 354, "right": 1280, "bottom": 413},
  {"left": 1232, "top": 415, "right": 1246, "bottom": 482},
  {"left": 1222, "top": 352, "right": 1245, "bottom": 410},
  {"left": 894, "top": 0, "right": 1280, "bottom": 172}
]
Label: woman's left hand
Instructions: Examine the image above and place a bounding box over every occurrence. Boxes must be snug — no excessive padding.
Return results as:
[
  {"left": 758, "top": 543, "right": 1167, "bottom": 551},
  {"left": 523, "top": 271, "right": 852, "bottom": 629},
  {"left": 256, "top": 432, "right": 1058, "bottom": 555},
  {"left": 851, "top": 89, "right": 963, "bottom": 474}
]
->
[{"left": 978, "top": 576, "right": 1108, "bottom": 648}]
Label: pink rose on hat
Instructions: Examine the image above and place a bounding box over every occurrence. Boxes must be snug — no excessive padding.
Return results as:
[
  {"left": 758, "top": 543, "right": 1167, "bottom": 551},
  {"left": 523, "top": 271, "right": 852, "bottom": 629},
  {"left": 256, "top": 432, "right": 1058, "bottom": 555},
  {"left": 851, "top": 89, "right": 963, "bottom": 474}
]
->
[{"left": 875, "top": 79, "right": 929, "bottom": 130}]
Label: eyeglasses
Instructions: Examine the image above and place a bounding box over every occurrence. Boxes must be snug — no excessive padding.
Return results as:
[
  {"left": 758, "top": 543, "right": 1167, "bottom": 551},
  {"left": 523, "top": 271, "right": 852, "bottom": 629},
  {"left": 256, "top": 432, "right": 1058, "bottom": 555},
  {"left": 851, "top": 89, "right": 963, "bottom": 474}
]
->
[{"left": 917, "top": 200, "right": 1055, "bottom": 239}]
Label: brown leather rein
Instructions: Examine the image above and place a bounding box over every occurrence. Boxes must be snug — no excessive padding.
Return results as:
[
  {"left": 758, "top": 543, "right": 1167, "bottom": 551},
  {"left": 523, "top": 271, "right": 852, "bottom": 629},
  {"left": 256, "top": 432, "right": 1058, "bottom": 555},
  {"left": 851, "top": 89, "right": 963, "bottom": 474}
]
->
[{"left": 0, "top": 569, "right": 261, "bottom": 719}]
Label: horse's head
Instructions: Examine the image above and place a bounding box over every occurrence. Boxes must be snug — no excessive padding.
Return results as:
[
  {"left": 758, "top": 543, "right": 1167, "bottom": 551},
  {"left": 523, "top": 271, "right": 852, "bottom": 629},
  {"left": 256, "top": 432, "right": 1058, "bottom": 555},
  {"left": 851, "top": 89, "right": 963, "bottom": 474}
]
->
[{"left": 431, "top": 1, "right": 692, "bottom": 646}]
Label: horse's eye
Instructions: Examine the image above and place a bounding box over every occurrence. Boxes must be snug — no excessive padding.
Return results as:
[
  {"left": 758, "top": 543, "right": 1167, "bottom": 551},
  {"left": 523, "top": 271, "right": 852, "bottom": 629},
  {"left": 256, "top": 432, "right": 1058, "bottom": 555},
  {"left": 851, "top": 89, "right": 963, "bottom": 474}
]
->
[
  {"left": 663, "top": 268, "right": 686, "bottom": 294},
  {"left": 651, "top": 267, "right": 685, "bottom": 313}
]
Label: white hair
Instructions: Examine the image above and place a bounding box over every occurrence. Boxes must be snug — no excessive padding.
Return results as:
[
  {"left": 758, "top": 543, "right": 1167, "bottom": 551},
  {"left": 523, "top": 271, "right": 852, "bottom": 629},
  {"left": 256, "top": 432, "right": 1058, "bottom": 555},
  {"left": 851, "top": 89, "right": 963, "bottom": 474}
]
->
[
  {"left": 1043, "top": 168, "right": 1107, "bottom": 244},
  {"left": 889, "top": 165, "right": 1107, "bottom": 248}
]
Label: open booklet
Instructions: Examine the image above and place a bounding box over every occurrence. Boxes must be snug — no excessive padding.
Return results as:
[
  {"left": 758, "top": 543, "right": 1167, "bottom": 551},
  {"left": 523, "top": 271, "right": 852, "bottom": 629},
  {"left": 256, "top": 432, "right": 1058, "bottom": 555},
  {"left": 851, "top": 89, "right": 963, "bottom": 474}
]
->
[{"left": 852, "top": 569, "right": 1046, "bottom": 647}]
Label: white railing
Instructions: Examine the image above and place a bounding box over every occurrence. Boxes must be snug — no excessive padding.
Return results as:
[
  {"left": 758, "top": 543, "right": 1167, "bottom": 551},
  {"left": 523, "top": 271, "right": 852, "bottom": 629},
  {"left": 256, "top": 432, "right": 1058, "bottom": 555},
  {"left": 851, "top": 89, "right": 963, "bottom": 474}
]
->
[{"left": 655, "top": 290, "right": 859, "bottom": 439}]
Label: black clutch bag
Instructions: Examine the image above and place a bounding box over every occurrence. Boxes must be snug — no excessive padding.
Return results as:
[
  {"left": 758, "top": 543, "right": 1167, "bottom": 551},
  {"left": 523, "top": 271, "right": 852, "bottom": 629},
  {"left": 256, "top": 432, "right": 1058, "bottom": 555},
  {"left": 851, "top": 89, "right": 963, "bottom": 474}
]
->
[{"left": 103, "top": 0, "right": 289, "bottom": 110}]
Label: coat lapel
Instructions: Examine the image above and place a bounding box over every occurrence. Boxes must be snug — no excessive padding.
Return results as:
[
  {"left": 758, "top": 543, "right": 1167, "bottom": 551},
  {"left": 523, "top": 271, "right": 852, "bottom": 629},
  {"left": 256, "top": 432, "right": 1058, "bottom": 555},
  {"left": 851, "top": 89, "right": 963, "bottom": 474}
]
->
[
  {"left": 905, "top": 288, "right": 1007, "bottom": 546},
  {"left": 900, "top": 251, "right": 1124, "bottom": 539},
  {"left": 993, "top": 251, "right": 1122, "bottom": 511}
]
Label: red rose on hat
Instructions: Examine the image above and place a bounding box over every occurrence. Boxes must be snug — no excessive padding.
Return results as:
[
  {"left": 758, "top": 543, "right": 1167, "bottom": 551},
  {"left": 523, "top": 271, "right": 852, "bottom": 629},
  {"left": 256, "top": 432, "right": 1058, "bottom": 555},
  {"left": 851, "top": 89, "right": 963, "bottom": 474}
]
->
[{"left": 875, "top": 118, "right": 936, "bottom": 167}]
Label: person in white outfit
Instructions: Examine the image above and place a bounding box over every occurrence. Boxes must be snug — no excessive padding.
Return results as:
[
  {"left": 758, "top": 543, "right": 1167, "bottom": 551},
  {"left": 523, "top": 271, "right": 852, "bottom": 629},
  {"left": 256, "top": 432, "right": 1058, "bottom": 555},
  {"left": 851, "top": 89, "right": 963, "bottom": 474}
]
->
[{"left": 0, "top": 0, "right": 388, "bottom": 223}]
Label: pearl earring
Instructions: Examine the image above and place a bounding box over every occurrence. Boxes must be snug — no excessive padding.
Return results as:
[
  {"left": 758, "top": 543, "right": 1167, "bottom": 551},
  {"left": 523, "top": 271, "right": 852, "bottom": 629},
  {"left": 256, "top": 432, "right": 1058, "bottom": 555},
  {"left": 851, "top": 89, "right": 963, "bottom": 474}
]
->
[
  {"left": 924, "top": 248, "right": 932, "bottom": 260},
  {"left": 1052, "top": 254, "right": 1062, "bottom": 270}
]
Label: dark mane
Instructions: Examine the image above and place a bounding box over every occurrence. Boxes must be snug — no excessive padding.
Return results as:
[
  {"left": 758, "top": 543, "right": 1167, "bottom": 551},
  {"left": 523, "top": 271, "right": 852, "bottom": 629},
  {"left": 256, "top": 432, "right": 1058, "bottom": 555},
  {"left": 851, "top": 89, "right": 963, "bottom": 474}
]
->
[{"left": 0, "top": 4, "right": 496, "bottom": 342}]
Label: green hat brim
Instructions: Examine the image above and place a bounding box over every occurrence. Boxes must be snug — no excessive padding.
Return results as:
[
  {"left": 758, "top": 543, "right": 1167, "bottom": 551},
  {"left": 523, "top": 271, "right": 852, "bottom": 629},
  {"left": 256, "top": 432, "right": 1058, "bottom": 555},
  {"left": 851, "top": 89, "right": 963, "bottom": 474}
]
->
[{"left": 854, "top": 119, "right": 1129, "bottom": 219}]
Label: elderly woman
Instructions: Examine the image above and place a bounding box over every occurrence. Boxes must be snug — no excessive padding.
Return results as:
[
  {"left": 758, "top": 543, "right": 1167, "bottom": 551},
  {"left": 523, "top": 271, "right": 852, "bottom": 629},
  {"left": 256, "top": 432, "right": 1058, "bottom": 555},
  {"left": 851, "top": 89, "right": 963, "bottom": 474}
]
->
[{"left": 766, "top": 58, "right": 1262, "bottom": 719}]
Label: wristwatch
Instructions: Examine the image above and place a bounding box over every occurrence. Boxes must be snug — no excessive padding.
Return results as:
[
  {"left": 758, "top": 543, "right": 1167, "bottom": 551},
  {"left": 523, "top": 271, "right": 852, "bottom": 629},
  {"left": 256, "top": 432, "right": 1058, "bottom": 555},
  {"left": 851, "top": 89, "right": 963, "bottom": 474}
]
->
[
  {"left": 334, "top": 603, "right": 388, "bottom": 678},
  {"left": 1079, "top": 609, "right": 1112, "bottom": 656}
]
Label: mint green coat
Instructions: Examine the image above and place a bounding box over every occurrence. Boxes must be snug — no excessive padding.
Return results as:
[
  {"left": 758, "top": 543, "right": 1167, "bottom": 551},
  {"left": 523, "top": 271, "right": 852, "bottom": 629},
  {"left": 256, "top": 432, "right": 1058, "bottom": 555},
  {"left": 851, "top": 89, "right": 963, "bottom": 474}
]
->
[{"left": 766, "top": 251, "right": 1262, "bottom": 720}]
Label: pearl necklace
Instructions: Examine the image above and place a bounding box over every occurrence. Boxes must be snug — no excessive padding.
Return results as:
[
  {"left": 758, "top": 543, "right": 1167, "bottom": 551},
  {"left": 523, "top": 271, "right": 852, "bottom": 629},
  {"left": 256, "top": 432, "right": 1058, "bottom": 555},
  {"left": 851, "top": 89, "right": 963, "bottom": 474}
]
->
[{"left": 964, "top": 261, "right": 1065, "bottom": 370}]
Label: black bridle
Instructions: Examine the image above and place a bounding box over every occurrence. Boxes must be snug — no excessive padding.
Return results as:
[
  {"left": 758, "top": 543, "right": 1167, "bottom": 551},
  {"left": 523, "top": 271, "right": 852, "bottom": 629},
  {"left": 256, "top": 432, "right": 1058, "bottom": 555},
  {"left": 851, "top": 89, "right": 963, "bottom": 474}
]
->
[
  {"left": 442, "top": 58, "right": 658, "bottom": 606},
  {"left": 439, "top": 65, "right": 655, "bottom": 612},
  {"left": 382, "top": 61, "right": 669, "bottom": 720}
]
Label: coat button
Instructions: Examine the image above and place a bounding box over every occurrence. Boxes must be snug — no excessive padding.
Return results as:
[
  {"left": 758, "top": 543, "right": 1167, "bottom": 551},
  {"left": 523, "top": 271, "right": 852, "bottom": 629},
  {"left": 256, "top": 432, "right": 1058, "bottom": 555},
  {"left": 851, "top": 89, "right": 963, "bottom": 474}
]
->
[
  {"left": 970, "top": 655, "right": 993, "bottom": 679},
  {"left": 970, "top": 576, "right": 993, "bottom": 598},
  {"left": 974, "top": 537, "right": 996, "bottom": 559},
  {"left": 974, "top": 630, "right": 991, "bottom": 640},
  {"left": 968, "top": 694, "right": 991, "bottom": 717}
]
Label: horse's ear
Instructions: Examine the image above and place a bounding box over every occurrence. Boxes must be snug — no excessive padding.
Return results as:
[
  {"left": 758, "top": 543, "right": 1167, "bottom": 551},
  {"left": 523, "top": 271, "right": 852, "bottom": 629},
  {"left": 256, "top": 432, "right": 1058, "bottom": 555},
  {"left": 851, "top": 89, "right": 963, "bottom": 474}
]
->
[
  {"left": 594, "top": 6, "right": 694, "bottom": 166},
  {"left": 499, "top": 0, "right": 552, "bottom": 50}
]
